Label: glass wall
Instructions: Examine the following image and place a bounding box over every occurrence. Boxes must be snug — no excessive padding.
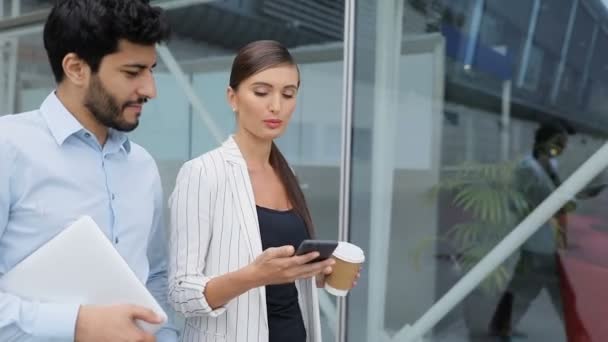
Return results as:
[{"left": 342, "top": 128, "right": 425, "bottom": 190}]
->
[
  {"left": 134, "top": 2, "right": 346, "bottom": 340},
  {"left": 5, "top": 0, "right": 608, "bottom": 341},
  {"left": 0, "top": 0, "right": 345, "bottom": 340},
  {"left": 348, "top": 0, "right": 608, "bottom": 341}
]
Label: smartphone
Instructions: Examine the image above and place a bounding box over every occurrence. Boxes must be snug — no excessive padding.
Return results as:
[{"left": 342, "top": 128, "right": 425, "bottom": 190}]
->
[{"left": 295, "top": 239, "right": 339, "bottom": 263}]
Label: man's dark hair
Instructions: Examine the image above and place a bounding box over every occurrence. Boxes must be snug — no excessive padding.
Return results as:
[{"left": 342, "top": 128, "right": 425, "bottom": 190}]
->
[
  {"left": 43, "top": 0, "right": 171, "bottom": 83},
  {"left": 534, "top": 120, "right": 573, "bottom": 145}
]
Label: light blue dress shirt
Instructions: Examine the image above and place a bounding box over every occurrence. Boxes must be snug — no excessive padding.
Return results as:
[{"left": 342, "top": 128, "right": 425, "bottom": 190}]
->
[
  {"left": 0, "top": 93, "right": 178, "bottom": 341},
  {"left": 518, "top": 155, "right": 560, "bottom": 254}
]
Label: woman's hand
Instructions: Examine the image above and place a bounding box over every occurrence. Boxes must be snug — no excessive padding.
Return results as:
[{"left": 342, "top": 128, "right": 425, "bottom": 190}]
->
[
  {"left": 202, "top": 246, "right": 332, "bottom": 310},
  {"left": 247, "top": 245, "right": 335, "bottom": 286}
]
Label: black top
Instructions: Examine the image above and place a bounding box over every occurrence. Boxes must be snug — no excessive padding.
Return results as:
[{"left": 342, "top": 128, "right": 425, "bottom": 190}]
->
[{"left": 256, "top": 205, "right": 309, "bottom": 342}]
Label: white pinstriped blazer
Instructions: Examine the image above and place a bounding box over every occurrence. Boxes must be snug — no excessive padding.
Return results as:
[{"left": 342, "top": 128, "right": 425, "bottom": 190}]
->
[{"left": 168, "top": 136, "right": 322, "bottom": 342}]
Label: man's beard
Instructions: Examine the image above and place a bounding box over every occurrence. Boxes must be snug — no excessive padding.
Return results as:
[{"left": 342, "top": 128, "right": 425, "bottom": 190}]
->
[{"left": 84, "top": 76, "right": 145, "bottom": 132}]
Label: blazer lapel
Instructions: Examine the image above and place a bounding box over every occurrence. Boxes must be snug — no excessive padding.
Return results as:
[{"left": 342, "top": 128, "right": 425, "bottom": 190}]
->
[
  {"left": 219, "top": 136, "right": 263, "bottom": 259},
  {"left": 219, "top": 136, "right": 269, "bottom": 331}
]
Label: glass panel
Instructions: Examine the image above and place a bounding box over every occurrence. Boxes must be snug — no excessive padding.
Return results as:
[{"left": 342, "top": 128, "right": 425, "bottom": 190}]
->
[
  {"left": 348, "top": 0, "right": 608, "bottom": 341},
  {"left": 550, "top": 3, "right": 592, "bottom": 112},
  {"left": 3, "top": 0, "right": 52, "bottom": 16},
  {"left": 4, "top": 0, "right": 345, "bottom": 339},
  {"left": 142, "top": 1, "right": 346, "bottom": 339}
]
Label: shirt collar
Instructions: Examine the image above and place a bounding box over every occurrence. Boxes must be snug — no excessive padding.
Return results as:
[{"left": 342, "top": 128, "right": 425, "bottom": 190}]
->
[
  {"left": 109, "top": 129, "right": 132, "bottom": 154},
  {"left": 40, "top": 92, "right": 82, "bottom": 146},
  {"left": 40, "top": 91, "right": 131, "bottom": 153}
]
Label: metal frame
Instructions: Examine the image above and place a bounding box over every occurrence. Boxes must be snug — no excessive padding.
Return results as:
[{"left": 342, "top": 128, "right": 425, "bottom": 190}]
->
[
  {"left": 154, "top": 0, "right": 215, "bottom": 11},
  {"left": 156, "top": 44, "right": 224, "bottom": 144},
  {"left": 6, "top": 0, "right": 20, "bottom": 114},
  {"left": 466, "top": 107, "right": 475, "bottom": 161},
  {"left": 463, "top": 0, "right": 485, "bottom": 70},
  {"left": 0, "top": 0, "right": 5, "bottom": 111},
  {"left": 0, "top": 10, "right": 45, "bottom": 40},
  {"left": 337, "top": 0, "right": 356, "bottom": 340},
  {"left": 366, "top": 1, "right": 404, "bottom": 341},
  {"left": 517, "top": 0, "right": 541, "bottom": 88},
  {"left": 392, "top": 32, "right": 445, "bottom": 342},
  {"left": 501, "top": 80, "right": 511, "bottom": 161},
  {"left": 578, "top": 22, "right": 599, "bottom": 105},
  {"left": 163, "top": 43, "right": 343, "bottom": 75},
  {"left": 0, "top": 0, "right": 216, "bottom": 40},
  {"left": 550, "top": 0, "right": 579, "bottom": 103},
  {"left": 0, "top": 0, "right": 21, "bottom": 114}
]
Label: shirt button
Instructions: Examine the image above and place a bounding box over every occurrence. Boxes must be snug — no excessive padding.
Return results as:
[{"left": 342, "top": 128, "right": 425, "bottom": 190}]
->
[
  {"left": 111, "top": 194, "right": 116, "bottom": 200},
  {"left": 84, "top": 132, "right": 91, "bottom": 138},
  {"left": 115, "top": 237, "right": 119, "bottom": 244}
]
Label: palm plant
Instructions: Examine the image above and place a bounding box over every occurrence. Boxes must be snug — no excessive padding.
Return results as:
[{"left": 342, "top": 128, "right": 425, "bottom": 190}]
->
[{"left": 414, "top": 159, "right": 530, "bottom": 294}]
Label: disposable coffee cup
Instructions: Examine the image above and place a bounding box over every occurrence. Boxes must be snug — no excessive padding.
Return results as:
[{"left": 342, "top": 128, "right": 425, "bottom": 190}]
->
[{"left": 324, "top": 242, "right": 365, "bottom": 297}]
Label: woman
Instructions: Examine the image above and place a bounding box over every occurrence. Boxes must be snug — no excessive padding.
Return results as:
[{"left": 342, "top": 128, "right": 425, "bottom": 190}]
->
[{"left": 168, "top": 40, "right": 338, "bottom": 342}]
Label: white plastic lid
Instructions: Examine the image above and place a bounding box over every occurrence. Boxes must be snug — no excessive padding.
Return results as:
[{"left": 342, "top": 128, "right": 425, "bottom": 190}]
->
[
  {"left": 333, "top": 241, "right": 365, "bottom": 263},
  {"left": 324, "top": 283, "right": 348, "bottom": 296}
]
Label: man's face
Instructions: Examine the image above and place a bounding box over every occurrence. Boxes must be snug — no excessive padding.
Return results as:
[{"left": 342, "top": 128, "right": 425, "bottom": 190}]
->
[
  {"left": 84, "top": 40, "right": 158, "bottom": 132},
  {"left": 549, "top": 134, "right": 568, "bottom": 157}
]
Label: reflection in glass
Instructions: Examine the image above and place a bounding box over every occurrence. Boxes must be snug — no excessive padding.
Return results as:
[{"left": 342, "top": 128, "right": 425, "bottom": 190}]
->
[{"left": 348, "top": 0, "right": 608, "bottom": 341}]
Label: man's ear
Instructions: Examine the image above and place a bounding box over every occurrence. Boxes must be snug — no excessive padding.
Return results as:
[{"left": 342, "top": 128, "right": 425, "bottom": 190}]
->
[{"left": 61, "top": 53, "right": 90, "bottom": 87}]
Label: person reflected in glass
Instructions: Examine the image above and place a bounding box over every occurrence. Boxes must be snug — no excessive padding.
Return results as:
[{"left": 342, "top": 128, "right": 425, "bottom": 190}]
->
[
  {"left": 167, "top": 40, "right": 359, "bottom": 342},
  {"left": 489, "top": 120, "right": 603, "bottom": 339}
]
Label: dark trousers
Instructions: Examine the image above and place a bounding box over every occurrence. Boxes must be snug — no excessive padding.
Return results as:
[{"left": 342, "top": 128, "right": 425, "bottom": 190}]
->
[{"left": 490, "top": 250, "right": 563, "bottom": 334}]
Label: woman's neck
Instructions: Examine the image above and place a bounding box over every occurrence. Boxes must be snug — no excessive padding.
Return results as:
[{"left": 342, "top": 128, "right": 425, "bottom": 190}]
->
[{"left": 233, "top": 131, "right": 273, "bottom": 171}]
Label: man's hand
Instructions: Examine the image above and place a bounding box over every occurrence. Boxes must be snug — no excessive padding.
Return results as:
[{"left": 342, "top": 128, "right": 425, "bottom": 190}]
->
[{"left": 75, "top": 304, "right": 162, "bottom": 342}]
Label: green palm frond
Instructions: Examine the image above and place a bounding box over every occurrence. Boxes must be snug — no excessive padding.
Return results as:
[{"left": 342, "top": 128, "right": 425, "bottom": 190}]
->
[
  {"left": 447, "top": 222, "right": 485, "bottom": 248},
  {"left": 479, "top": 266, "right": 511, "bottom": 294},
  {"left": 453, "top": 185, "right": 512, "bottom": 223},
  {"left": 415, "top": 159, "right": 528, "bottom": 294}
]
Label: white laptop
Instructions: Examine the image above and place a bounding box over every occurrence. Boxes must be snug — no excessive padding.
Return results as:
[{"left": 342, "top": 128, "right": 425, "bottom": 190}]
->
[{"left": 0, "top": 216, "right": 168, "bottom": 334}]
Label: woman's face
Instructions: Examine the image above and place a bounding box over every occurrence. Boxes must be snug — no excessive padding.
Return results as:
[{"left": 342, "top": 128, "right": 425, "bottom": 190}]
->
[{"left": 228, "top": 64, "right": 299, "bottom": 141}]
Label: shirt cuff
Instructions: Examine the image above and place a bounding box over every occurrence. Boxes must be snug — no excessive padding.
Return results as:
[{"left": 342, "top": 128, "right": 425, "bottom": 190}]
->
[
  {"left": 32, "top": 302, "right": 80, "bottom": 339},
  {"left": 206, "top": 304, "right": 227, "bottom": 317},
  {"left": 192, "top": 274, "right": 227, "bottom": 317},
  {"left": 172, "top": 275, "right": 227, "bottom": 318}
]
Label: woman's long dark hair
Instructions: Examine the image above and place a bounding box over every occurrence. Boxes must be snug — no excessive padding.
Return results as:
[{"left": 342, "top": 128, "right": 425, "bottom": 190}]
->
[{"left": 229, "top": 40, "right": 315, "bottom": 238}]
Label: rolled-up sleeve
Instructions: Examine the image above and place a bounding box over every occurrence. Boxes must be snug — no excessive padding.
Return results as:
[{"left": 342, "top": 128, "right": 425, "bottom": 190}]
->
[{"left": 168, "top": 159, "right": 226, "bottom": 318}]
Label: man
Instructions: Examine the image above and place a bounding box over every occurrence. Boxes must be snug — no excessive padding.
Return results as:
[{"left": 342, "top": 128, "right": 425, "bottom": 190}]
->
[
  {"left": 489, "top": 120, "right": 580, "bottom": 338},
  {"left": 0, "top": 1, "right": 178, "bottom": 341}
]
